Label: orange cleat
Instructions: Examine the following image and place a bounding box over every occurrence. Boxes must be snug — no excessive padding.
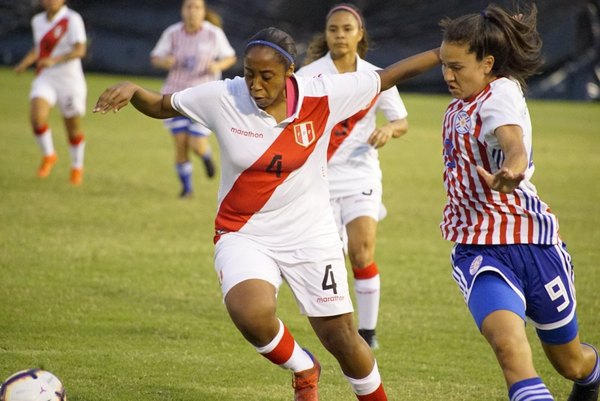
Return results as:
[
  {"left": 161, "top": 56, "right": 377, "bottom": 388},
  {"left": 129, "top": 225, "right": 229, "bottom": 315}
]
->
[
  {"left": 70, "top": 168, "right": 83, "bottom": 186},
  {"left": 292, "top": 350, "right": 321, "bottom": 401},
  {"left": 38, "top": 154, "right": 58, "bottom": 178}
]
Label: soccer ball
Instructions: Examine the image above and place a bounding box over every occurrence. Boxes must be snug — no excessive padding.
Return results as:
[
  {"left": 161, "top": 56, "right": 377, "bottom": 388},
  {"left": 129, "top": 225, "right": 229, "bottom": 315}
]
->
[{"left": 0, "top": 369, "right": 66, "bottom": 401}]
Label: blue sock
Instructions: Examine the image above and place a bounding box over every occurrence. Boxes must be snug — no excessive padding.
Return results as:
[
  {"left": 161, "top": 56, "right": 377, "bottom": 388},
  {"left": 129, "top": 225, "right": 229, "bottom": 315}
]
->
[
  {"left": 509, "top": 377, "right": 554, "bottom": 401},
  {"left": 176, "top": 162, "right": 193, "bottom": 193},
  {"left": 577, "top": 343, "right": 600, "bottom": 386}
]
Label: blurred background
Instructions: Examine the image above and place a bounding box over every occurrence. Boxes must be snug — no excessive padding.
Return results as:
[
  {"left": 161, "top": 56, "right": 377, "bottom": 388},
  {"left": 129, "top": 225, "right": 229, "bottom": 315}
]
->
[{"left": 1, "top": 0, "right": 599, "bottom": 100}]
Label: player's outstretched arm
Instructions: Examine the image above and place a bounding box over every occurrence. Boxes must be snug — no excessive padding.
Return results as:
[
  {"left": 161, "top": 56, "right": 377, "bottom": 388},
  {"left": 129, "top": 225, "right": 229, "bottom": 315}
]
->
[
  {"left": 93, "top": 81, "right": 180, "bottom": 119},
  {"left": 378, "top": 48, "right": 441, "bottom": 91}
]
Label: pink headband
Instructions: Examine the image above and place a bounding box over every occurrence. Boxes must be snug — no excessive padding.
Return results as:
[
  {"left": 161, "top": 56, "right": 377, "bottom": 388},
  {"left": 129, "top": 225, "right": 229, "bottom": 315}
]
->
[{"left": 326, "top": 5, "right": 363, "bottom": 29}]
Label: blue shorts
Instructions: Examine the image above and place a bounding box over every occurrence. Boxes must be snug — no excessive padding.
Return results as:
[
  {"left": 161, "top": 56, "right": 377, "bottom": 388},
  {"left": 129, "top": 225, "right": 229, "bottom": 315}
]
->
[
  {"left": 164, "top": 116, "right": 211, "bottom": 137},
  {"left": 451, "top": 242, "right": 578, "bottom": 344}
]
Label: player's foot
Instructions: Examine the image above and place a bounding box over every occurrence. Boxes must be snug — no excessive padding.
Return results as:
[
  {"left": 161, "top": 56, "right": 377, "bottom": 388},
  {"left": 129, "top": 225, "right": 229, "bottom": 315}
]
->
[
  {"left": 179, "top": 188, "right": 194, "bottom": 199},
  {"left": 70, "top": 168, "right": 83, "bottom": 186},
  {"left": 359, "top": 329, "right": 379, "bottom": 350},
  {"left": 202, "top": 156, "right": 216, "bottom": 178},
  {"left": 292, "top": 349, "right": 321, "bottom": 401},
  {"left": 38, "top": 154, "right": 58, "bottom": 178},
  {"left": 568, "top": 379, "right": 600, "bottom": 401}
]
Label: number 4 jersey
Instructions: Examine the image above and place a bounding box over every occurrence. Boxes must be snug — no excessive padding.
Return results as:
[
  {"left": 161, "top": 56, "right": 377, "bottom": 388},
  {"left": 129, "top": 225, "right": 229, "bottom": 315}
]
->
[{"left": 171, "top": 71, "right": 381, "bottom": 251}]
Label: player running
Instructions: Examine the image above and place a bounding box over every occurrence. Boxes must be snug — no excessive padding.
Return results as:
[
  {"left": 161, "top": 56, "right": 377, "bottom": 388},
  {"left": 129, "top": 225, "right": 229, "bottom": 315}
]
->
[{"left": 14, "top": 0, "right": 87, "bottom": 185}]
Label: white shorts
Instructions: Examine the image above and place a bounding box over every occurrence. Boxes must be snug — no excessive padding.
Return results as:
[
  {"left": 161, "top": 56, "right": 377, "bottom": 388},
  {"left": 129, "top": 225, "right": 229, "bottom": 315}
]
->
[
  {"left": 214, "top": 233, "right": 353, "bottom": 317},
  {"left": 330, "top": 187, "right": 387, "bottom": 245},
  {"left": 30, "top": 73, "right": 87, "bottom": 118}
]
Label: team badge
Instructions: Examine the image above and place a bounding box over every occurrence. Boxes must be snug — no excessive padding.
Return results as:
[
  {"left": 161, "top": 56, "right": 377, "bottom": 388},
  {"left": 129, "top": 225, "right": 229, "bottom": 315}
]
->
[
  {"left": 455, "top": 111, "right": 472, "bottom": 135},
  {"left": 293, "top": 122, "right": 315, "bottom": 147},
  {"left": 469, "top": 255, "right": 483, "bottom": 275},
  {"left": 53, "top": 25, "right": 64, "bottom": 37}
]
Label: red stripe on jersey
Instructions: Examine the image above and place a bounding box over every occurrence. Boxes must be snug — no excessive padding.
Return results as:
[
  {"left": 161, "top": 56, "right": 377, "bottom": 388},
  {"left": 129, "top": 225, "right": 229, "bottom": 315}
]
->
[
  {"left": 214, "top": 96, "right": 330, "bottom": 243},
  {"left": 263, "top": 325, "right": 295, "bottom": 365},
  {"left": 37, "top": 17, "right": 69, "bottom": 74},
  {"left": 327, "top": 95, "right": 379, "bottom": 161}
]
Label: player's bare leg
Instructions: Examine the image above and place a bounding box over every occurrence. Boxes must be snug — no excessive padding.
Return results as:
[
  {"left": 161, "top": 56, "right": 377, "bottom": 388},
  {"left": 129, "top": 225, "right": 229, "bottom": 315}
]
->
[
  {"left": 310, "top": 314, "right": 387, "bottom": 400},
  {"left": 190, "top": 135, "right": 215, "bottom": 178},
  {"left": 225, "top": 279, "right": 319, "bottom": 401},
  {"left": 543, "top": 337, "right": 599, "bottom": 401}
]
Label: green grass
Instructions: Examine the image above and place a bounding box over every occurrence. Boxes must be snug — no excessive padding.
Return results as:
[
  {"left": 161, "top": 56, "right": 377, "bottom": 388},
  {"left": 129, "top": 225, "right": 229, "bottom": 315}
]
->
[{"left": 1, "top": 65, "right": 599, "bottom": 400}]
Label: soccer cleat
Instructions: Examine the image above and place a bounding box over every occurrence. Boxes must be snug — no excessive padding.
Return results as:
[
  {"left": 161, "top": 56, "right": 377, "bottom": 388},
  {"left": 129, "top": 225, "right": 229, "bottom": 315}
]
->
[
  {"left": 202, "top": 156, "right": 216, "bottom": 178},
  {"left": 292, "top": 349, "right": 321, "bottom": 401},
  {"left": 179, "top": 188, "right": 194, "bottom": 199},
  {"left": 70, "top": 168, "right": 83, "bottom": 186},
  {"left": 567, "top": 380, "right": 600, "bottom": 401},
  {"left": 38, "top": 154, "right": 58, "bottom": 178},
  {"left": 359, "top": 329, "right": 379, "bottom": 350}
]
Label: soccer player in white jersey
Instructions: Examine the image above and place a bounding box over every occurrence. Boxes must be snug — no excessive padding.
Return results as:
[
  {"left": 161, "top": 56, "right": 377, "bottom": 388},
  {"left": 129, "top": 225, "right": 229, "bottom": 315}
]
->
[
  {"left": 94, "top": 27, "right": 440, "bottom": 401},
  {"left": 14, "top": 0, "right": 87, "bottom": 185},
  {"left": 439, "top": 4, "right": 599, "bottom": 401},
  {"left": 151, "top": 0, "right": 237, "bottom": 197},
  {"left": 297, "top": 3, "right": 409, "bottom": 350}
]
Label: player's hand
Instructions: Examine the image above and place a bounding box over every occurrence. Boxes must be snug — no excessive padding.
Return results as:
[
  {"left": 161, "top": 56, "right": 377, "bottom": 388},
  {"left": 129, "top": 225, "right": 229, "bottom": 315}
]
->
[
  {"left": 93, "top": 82, "right": 138, "bottom": 114},
  {"left": 368, "top": 127, "right": 394, "bottom": 148},
  {"left": 476, "top": 165, "right": 525, "bottom": 193},
  {"left": 36, "top": 57, "right": 56, "bottom": 69}
]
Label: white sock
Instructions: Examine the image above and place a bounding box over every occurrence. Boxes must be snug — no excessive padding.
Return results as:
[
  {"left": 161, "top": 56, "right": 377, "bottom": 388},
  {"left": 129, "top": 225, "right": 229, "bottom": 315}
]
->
[
  {"left": 354, "top": 275, "right": 380, "bottom": 330},
  {"left": 34, "top": 127, "right": 55, "bottom": 156},
  {"left": 345, "top": 361, "right": 382, "bottom": 396},
  {"left": 69, "top": 135, "right": 85, "bottom": 169},
  {"left": 255, "top": 319, "right": 314, "bottom": 372}
]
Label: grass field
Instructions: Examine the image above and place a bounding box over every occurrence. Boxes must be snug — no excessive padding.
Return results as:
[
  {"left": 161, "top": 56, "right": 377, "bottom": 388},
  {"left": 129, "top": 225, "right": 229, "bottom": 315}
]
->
[{"left": 1, "top": 66, "right": 599, "bottom": 401}]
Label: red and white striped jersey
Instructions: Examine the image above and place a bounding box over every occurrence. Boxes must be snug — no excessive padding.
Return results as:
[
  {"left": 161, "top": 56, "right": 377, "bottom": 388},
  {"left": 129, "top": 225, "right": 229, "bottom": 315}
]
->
[
  {"left": 297, "top": 53, "right": 407, "bottom": 197},
  {"left": 31, "top": 5, "right": 86, "bottom": 78},
  {"left": 171, "top": 71, "right": 381, "bottom": 250},
  {"left": 440, "top": 77, "right": 559, "bottom": 245},
  {"left": 151, "top": 21, "right": 235, "bottom": 94}
]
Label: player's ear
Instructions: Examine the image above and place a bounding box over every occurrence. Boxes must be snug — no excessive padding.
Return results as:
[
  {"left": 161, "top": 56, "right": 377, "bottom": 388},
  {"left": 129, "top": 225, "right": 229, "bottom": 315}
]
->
[
  {"left": 286, "top": 63, "right": 295, "bottom": 77},
  {"left": 483, "top": 55, "right": 495, "bottom": 74}
]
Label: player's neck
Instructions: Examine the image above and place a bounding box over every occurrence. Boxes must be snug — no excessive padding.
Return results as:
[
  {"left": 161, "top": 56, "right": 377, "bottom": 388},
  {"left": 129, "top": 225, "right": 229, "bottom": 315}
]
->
[{"left": 332, "top": 53, "right": 357, "bottom": 74}]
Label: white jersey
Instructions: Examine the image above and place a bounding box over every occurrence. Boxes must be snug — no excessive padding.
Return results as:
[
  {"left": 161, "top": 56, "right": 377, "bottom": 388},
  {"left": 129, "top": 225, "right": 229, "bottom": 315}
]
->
[
  {"left": 440, "top": 77, "right": 559, "bottom": 245},
  {"left": 31, "top": 5, "right": 86, "bottom": 81},
  {"left": 171, "top": 71, "right": 381, "bottom": 250},
  {"left": 296, "top": 52, "right": 407, "bottom": 197},
  {"left": 151, "top": 21, "right": 235, "bottom": 94}
]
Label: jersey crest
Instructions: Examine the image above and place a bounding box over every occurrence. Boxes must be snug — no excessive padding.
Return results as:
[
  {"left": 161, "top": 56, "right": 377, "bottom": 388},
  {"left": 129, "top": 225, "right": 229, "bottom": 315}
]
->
[
  {"left": 454, "top": 110, "right": 472, "bottom": 135},
  {"left": 293, "top": 122, "right": 315, "bottom": 147}
]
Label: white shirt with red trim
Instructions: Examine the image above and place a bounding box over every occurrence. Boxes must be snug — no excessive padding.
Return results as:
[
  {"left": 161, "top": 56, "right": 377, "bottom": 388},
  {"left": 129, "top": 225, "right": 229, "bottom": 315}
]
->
[
  {"left": 31, "top": 5, "right": 86, "bottom": 79},
  {"left": 151, "top": 21, "right": 235, "bottom": 94},
  {"left": 441, "top": 77, "right": 559, "bottom": 245},
  {"left": 171, "top": 71, "right": 381, "bottom": 250},
  {"left": 297, "top": 52, "right": 407, "bottom": 197}
]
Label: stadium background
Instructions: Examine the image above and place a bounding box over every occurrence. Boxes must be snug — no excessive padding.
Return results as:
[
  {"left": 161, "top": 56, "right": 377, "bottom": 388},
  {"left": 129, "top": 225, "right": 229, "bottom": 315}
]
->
[{"left": 0, "top": 0, "right": 599, "bottom": 100}]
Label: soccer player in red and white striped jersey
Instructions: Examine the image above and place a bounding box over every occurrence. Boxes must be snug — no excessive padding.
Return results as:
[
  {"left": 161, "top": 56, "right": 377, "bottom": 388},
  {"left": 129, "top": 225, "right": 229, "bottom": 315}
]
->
[
  {"left": 14, "top": 0, "right": 87, "bottom": 185},
  {"left": 440, "top": 4, "right": 599, "bottom": 401},
  {"left": 94, "top": 27, "right": 439, "bottom": 401}
]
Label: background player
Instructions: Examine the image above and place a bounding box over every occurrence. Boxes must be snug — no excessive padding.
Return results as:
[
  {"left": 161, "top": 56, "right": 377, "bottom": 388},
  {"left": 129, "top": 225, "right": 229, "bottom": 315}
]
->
[
  {"left": 298, "top": 3, "right": 409, "bottom": 349},
  {"left": 439, "top": 4, "right": 599, "bottom": 401},
  {"left": 14, "top": 0, "right": 87, "bottom": 185},
  {"left": 150, "top": 0, "right": 236, "bottom": 197},
  {"left": 94, "top": 27, "right": 440, "bottom": 401}
]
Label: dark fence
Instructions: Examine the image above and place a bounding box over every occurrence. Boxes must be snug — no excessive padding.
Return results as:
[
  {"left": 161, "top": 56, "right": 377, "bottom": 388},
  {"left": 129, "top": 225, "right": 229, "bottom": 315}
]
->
[{"left": 1, "top": 0, "right": 599, "bottom": 100}]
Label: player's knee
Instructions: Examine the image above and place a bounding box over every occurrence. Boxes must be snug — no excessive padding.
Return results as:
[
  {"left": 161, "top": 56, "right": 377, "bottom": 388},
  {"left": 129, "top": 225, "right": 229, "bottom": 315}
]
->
[{"left": 487, "top": 331, "right": 531, "bottom": 367}]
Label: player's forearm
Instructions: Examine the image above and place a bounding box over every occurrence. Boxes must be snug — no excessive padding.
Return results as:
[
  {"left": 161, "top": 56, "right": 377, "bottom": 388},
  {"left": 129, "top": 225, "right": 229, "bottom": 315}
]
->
[
  {"left": 55, "top": 42, "right": 86, "bottom": 63},
  {"left": 15, "top": 49, "right": 37, "bottom": 71},
  {"left": 388, "top": 118, "right": 409, "bottom": 138},
  {"left": 378, "top": 48, "right": 440, "bottom": 91},
  {"left": 130, "top": 88, "right": 177, "bottom": 119}
]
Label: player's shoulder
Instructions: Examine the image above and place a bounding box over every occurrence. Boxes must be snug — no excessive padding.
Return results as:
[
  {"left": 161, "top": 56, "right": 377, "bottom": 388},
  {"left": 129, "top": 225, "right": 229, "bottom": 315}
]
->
[
  {"left": 296, "top": 55, "right": 331, "bottom": 77},
  {"left": 357, "top": 57, "right": 381, "bottom": 72},
  {"left": 202, "top": 21, "right": 224, "bottom": 33}
]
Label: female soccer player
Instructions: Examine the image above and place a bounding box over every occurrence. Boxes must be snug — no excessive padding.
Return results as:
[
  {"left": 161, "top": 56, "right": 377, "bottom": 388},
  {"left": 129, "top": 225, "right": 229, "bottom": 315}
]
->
[
  {"left": 439, "top": 4, "right": 599, "bottom": 401},
  {"left": 297, "top": 3, "right": 409, "bottom": 349},
  {"left": 14, "top": 0, "right": 87, "bottom": 185},
  {"left": 94, "top": 27, "right": 440, "bottom": 401},
  {"left": 151, "top": 0, "right": 237, "bottom": 197}
]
